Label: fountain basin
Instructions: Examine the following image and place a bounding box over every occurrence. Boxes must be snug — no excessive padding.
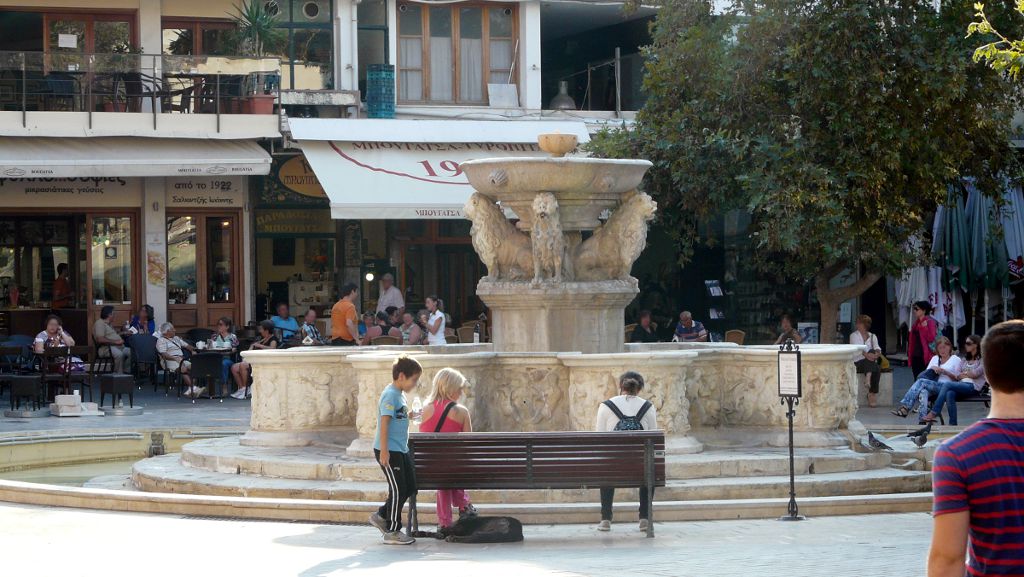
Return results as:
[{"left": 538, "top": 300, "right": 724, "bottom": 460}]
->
[{"left": 460, "top": 157, "right": 652, "bottom": 231}]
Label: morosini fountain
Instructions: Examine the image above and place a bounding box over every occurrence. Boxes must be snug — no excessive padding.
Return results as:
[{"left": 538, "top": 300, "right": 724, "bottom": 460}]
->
[{"left": 123, "top": 134, "right": 916, "bottom": 522}]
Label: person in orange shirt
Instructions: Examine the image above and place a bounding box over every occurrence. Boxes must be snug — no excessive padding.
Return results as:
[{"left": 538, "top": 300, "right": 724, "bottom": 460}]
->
[
  {"left": 51, "top": 263, "right": 73, "bottom": 309},
  {"left": 331, "top": 283, "right": 361, "bottom": 346}
]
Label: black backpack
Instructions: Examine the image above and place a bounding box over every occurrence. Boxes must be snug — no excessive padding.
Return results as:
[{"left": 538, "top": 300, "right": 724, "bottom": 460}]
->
[{"left": 602, "top": 399, "right": 653, "bottom": 431}]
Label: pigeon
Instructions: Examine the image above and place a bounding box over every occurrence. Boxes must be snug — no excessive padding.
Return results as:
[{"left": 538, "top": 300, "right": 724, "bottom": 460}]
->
[
  {"left": 907, "top": 422, "right": 932, "bottom": 447},
  {"left": 866, "top": 431, "right": 894, "bottom": 452}
]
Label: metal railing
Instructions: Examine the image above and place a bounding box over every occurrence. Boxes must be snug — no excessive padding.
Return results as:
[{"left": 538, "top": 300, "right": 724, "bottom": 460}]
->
[{"left": 0, "top": 51, "right": 283, "bottom": 130}]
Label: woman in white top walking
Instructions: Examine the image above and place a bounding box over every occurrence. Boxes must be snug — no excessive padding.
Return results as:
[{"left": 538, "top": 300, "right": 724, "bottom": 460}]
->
[
  {"left": 850, "top": 314, "right": 882, "bottom": 407},
  {"left": 425, "top": 295, "right": 446, "bottom": 345},
  {"left": 594, "top": 371, "right": 658, "bottom": 533}
]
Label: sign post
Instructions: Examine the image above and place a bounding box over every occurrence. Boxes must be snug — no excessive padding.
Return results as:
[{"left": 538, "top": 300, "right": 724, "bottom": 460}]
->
[{"left": 778, "top": 338, "right": 806, "bottom": 521}]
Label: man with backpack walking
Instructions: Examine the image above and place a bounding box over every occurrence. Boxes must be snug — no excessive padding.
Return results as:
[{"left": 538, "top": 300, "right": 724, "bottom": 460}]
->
[{"left": 594, "top": 371, "right": 659, "bottom": 532}]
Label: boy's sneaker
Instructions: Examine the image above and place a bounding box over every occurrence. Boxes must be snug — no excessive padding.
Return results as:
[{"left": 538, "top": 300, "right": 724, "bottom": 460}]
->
[
  {"left": 597, "top": 520, "right": 611, "bottom": 532},
  {"left": 638, "top": 519, "right": 650, "bottom": 532},
  {"left": 382, "top": 531, "right": 415, "bottom": 545},
  {"left": 458, "top": 504, "right": 479, "bottom": 519},
  {"left": 368, "top": 513, "right": 387, "bottom": 535}
]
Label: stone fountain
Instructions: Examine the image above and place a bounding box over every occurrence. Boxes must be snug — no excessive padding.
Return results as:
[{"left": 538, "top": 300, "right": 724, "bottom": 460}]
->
[
  {"left": 131, "top": 134, "right": 875, "bottom": 514},
  {"left": 461, "top": 133, "right": 654, "bottom": 353}
]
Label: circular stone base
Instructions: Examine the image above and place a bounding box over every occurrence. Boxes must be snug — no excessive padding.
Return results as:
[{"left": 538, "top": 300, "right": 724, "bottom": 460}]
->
[
  {"left": 101, "top": 406, "right": 145, "bottom": 416},
  {"left": 3, "top": 408, "right": 51, "bottom": 418}
]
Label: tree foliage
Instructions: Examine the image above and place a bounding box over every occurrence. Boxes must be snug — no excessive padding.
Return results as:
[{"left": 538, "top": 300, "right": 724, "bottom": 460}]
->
[{"left": 591, "top": 0, "right": 1020, "bottom": 340}]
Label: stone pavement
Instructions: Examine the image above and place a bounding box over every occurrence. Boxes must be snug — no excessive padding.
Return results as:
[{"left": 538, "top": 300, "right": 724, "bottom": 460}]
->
[
  {"left": 0, "top": 502, "right": 931, "bottom": 577},
  {"left": 0, "top": 388, "right": 252, "bottom": 434}
]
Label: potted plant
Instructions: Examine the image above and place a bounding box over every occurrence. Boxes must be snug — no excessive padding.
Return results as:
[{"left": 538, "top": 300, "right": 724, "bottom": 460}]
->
[{"left": 229, "top": 0, "right": 284, "bottom": 114}]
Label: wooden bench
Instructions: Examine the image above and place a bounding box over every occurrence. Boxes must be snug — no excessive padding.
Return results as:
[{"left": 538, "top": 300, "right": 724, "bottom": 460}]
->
[
  {"left": 928, "top": 385, "right": 992, "bottom": 425},
  {"left": 407, "top": 431, "right": 667, "bottom": 538}
]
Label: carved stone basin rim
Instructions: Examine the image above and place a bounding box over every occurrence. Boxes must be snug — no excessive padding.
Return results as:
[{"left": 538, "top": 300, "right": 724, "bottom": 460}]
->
[{"left": 461, "top": 157, "right": 653, "bottom": 196}]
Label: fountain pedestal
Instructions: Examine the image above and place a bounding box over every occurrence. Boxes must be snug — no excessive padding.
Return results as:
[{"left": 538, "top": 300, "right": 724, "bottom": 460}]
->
[{"left": 477, "top": 280, "right": 638, "bottom": 354}]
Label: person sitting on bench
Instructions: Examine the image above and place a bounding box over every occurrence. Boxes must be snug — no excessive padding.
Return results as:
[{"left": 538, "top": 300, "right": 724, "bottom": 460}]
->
[
  {"left": 595, "top": 371, "right": 658, "bottom": 533},
  {"left": 924, "top": 334, "right": 986, "bottom": 425}
]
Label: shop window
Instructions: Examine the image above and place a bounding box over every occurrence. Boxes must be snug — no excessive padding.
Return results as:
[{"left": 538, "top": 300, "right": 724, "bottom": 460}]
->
[
  {"left": 0, "top": 12, "right": 44, "bottom": 52},
  {"left": 207, "top": 218, "right": 234, "bottom": 302},
  {"left": 91, "top": 216, "right": 132, "bottom": 304},
  {"left": 397, "top": 3, "right": 516, "bottom": 104},
  {"left": 162, "top": 20, "right": 235, "bottom": 56},
  {"left": 166, "top": 216, "right": 197, "bottom": 305}
]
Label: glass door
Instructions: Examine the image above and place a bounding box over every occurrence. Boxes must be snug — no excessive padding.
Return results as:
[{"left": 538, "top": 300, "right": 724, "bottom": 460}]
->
[{"left": 166, "top": 212, "right": 241, "bottom": 333}]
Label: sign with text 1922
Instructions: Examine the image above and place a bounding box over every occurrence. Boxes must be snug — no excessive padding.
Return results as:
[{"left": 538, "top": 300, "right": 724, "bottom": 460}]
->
[{"left": 778, "top": 345, "right": 802, "bottom": 398}]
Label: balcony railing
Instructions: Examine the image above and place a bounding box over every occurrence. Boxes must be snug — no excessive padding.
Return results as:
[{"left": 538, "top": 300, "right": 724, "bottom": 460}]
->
[{"left": 0, "top": 51, "right": 282, "bottom": 127}]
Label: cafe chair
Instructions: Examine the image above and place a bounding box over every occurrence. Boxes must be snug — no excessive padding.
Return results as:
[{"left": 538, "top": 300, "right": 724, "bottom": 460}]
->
[
  {"left": 67, "top": 346, "right": 94, "bottom": 402},
  {"left": 456, "top": 326, "right": 478, "bottom": 344},
  {"left": 99, "top": 374, "right": 135, "bottom": 409},
  {"left": 624, "top": 324, "right": 637, "bottom": 343},
  {"left": 39, "top": 347, "right": 71, "bottom": 399},
  {"left": 9, "top": 374, "right": 42, "bottom": 411},
  {"left": 189, "top": 352, "right": 226, "bottom": 402},
  {"left": 186, "top": 328, "right": 215, "bottom": 346},
  {"left": 724, "top": 330, "right": 746, "bottom": 345},
  {"left": 371, "top": 336, "right": 400, "bottom": 346},
  {"left": 0, "top": 344, "right": 24, "bottom": 399},
  {"left": 127, "top": 334, "right": 159, "bottom": 392}
]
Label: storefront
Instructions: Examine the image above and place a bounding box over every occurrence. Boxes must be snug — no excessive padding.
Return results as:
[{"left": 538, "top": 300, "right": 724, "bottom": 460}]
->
[
  {"left": 0, "top": 137, "right": 267, "bottom": 341},
  {"left": 287, "top": 118, "right": 590, "bottom": 326}
]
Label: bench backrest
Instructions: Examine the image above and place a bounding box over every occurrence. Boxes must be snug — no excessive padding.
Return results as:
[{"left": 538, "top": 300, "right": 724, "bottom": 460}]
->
[{"left": 409, "top": 431, "right": 666, "bottom": 490}]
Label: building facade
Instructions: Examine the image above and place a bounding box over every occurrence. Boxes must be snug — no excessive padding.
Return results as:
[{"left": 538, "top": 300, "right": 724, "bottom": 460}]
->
[{"left": 0, "top": 0, "right": 653, "bottom": 341}]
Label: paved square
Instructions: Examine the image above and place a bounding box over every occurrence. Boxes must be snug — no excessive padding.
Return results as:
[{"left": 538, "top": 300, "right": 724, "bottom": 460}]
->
[{"left": 0, "top": 504, "right": 930, "bottom": 577}]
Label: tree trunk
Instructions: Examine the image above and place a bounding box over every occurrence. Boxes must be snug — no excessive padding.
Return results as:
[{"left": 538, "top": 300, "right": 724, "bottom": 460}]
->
[{"left": 815, "top": 267, "right": 882, "bottom": 344}]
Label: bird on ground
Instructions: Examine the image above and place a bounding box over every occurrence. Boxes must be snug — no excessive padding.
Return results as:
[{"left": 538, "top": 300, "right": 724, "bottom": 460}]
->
[
  {"left": 866, "top": 431, "right": 894, "bottom": 452},
  {"left": 907, "top": 422, "right": 932, "bottom": 447}
]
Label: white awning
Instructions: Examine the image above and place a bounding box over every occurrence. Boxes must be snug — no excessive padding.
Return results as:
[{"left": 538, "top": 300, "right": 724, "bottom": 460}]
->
[
  {"left": 0, "top": 137, "right": 271, "bottom": 178},
  {"left": 291, "top": 119, "right": 590, "bottom": 220}
]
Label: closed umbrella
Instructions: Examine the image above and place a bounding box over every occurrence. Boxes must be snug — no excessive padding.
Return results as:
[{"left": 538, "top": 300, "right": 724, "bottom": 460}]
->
[
  {"left": 939, "top": 185, "right": 971, "bottom": 293},
  {"left": 1001, "top": 183, "right": 1024, "bottom": 285},
  {"left": 965, "top": 180, "right": 1009, "bottom": 290}
]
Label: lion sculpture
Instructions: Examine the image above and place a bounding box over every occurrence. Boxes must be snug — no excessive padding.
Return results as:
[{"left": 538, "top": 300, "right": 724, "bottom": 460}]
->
[
  {"left": 573, "top": 191, "right": 657, "bottom": 281},
  {"left": 530, "top": 192, "right": 568, "bottom": 284},
  {"left": 464, "top": 193, "right": 533, "bottom": 281}
]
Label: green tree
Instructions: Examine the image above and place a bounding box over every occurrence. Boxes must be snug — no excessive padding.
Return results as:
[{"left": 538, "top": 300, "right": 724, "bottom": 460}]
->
[{"left": 592, "top": 0, "right": 1020, "bottom": 342}]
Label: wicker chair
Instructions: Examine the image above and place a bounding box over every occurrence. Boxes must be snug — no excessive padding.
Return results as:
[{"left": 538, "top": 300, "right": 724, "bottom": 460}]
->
[
  {"left": 371, "top": 335, "right": 400, "bottom": 346},
  {"left": 724, "top": 330, "right": 746, "bottom": 345}
]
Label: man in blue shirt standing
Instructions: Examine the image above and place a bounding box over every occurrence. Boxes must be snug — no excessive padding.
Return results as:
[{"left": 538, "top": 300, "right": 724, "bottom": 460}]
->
[
  {"left": 271, "top": 302, "right": 299, "bottom": 340},
  {"left": 368, "top": 355, "right": 423, "bottom": 545}
]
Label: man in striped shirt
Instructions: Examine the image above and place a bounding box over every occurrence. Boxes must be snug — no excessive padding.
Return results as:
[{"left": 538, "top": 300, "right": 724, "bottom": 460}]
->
[{"left": 929, "top": 320, "right": 1024, "bottom": 576}]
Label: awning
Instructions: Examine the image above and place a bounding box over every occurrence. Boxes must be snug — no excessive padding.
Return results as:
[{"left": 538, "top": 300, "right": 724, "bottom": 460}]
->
[
  {"left": 0, "top": 137, "right": 271, "bottom": 178},
  {"left": 291, "top": 119, "right": 590, "bottom": 220}
]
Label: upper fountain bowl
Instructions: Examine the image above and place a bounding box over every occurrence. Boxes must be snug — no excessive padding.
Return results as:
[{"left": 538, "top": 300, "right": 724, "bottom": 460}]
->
[{"left": 461, "top": 156, "right": 653, "bottom": 232}]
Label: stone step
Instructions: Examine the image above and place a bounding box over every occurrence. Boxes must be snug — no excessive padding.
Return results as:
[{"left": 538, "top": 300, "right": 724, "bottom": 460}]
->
[
  {"left": 178, "top": 438, "right": 895, "bottom": 482},
  {"left": 134, "top": 453, "right": 930, "bottom": 503}
]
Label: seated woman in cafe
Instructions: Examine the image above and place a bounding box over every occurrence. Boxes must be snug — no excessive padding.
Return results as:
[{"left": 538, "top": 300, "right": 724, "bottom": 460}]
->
[
  {"left": 209, "top": 317, "right": 239, "bottom": 397},
  {"left": 398, "top": 311, "right": 425, "bottom": 345},
  {"left": 229, "top": 320, "right": 278, "bottom": 399},
  {"left": 363, "top": 312, "right": 386, "bottom": 342},
  {"left": 33, "top": 315, "right": 81, "bottom": 373},
  {"left": 128, "top": 305, "right": 157, "bottom": 336},
  {"left": 156, "top": 323, "right": 198, "bottom": 397}
]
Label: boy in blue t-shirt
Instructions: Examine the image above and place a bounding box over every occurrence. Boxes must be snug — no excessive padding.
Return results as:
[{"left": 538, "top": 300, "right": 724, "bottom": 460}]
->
[{"left": 368, "top": 355, "right": 423, "bottom": 545}]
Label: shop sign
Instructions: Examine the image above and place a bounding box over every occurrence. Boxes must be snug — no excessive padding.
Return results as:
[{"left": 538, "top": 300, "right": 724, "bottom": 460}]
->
[
  {"left": 255, "top": 209, "right": 334, "bottom": 236},
  {"left": 0, "top": 177, "right": 142, "bottom": 206},
  {"left": 167, "top": 177, "right": 244, "bottom": 207},
  {"left": 277, "top": 156, "right": 326, "bottom": 198}
]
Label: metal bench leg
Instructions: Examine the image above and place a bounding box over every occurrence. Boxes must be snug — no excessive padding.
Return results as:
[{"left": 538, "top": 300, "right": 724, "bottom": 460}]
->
[{"left": 407, "top": 494, "right": 417, "bottom": 536}]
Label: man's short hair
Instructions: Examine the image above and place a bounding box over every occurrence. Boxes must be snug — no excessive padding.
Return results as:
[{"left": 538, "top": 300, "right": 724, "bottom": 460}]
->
[
  {"left": 57, "top": 263, "right": 68, "bottom": 275},
  {"left": 100, "top": 305, "right": 115, "bottom": 320},
  {"left": 680, "top": 311, "right": 692, "bottom": 320},
  {"left": 392, "top": 355, "right": 422, "bottom": 380},
  {"left": 385, "top": 306, "right": 399, "bottom": 316},
  {"left": 982, "top": 320, "right": 1024, "bottom": 394},
  {"left": 276, "top": 302, "right": 289, "bottom": 312},
  {"left": 382, "top": 273, "right": 394, "bottom": 282},
  {"left": 341, "top": 283, "right": 358, "bottom": 298},
  {"left": 159, "top": 322, "right": 174, "bottom": 335}
]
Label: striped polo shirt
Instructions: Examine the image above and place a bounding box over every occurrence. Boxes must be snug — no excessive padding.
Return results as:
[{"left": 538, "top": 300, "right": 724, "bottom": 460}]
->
[{"left": 933, "top": 419, "right": 1024, "bottom": 575}]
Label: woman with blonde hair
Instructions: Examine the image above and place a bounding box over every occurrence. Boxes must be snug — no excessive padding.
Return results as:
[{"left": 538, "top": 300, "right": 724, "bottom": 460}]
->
[
  {"left": 418, "top": 368, "right": 477, "bottom": 528},
  {"left": 892, "top": 335, "right": 962, "bottom": 424}
]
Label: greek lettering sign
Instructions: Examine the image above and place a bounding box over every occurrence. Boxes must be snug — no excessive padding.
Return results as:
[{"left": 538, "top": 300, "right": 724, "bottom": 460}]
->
[
  {"left": 255, "top": 209, "right": 334, "bottom": 236},
  {"left": 778, "top": 347, "right": 802, "bottom": 398},
  {"left": 0, "top": 177, "right": 142, "bottom": 206},
  {"left": 277, "top": 155, "right": 326, "bottom": 198},
  {"left": 166, "top": 177, "right": 244, "bottom": 207}
]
